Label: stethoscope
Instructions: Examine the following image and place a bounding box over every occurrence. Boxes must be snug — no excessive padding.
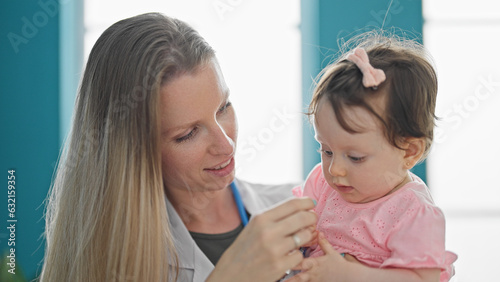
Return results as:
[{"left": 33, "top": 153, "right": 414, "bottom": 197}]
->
[{"left": 230, "top": 182, "right": 249, "bottom": 227}]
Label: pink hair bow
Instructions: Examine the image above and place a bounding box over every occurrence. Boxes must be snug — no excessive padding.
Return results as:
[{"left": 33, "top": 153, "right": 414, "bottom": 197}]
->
[{"left": 347, "top": 48, "right": 386, "bottom": 89}]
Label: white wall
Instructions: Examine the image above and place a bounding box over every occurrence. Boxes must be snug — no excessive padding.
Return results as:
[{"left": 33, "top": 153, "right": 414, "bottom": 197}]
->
[{"left": 424, "top": 1, "right": 500, "bottom": 280}]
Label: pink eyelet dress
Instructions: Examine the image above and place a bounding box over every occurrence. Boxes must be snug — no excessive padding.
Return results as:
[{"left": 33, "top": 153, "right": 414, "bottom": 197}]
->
[{"left": 294, "top": 164, "right": 457, "bottom": 281}]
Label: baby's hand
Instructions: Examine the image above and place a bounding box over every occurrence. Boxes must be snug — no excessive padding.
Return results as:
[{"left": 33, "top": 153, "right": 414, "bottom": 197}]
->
[
  {"left": 343, "top": 253, "right": 361, "bottom": 264},
  {"left": 287, "top": 233, "right": 350, "bottom": 282}
]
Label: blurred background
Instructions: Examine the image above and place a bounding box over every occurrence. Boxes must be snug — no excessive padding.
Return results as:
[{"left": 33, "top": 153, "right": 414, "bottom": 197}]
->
[{"left": 1, "top": 0, "right": 499, "bottom": 280}]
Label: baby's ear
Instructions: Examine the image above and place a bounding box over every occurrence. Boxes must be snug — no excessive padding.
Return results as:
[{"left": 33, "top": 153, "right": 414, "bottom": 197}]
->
[{"left": 402, "top": 137, "right": 426, "bottom": 169}]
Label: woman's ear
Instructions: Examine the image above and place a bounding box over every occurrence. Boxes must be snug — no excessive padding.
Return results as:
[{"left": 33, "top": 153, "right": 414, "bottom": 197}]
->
[{"left": 402, "top": 138, "right": 425, "bottom": 169}]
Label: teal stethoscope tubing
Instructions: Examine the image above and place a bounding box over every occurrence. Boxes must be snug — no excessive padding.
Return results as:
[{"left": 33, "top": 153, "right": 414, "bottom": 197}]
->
[{"left": 230, "top": 182, "right": 249, "bottom": 227}]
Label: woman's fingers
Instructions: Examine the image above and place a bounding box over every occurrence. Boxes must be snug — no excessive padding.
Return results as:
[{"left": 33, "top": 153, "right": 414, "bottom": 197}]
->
[
  {"left": 247, "top": 197, "right": 317, "bottom": 255},
  {"left": 207, "top": 198, "right": 318, "bottom": 282},
  {"left": 281, "top": 249, "right": 306, "bottom": 272},
  {"left": 265, "top": 210, "right": 316, "bottom": 256},
  {"left": 276, "top": 209, "right": 317, "bottom": 236},
  {"left": 264, "top": 197, "right": 316, "bottom": 223},
  {"left": 286, "top": 258, "right": 318, "bottom": 282},
  {"left": 288, "top": 225, "right": 315, "bottom": 249},
  {"left": 250, "top": 220, "right": 315, "bottom": 259},
  {"left": 285, "top": 272, "right": 310, "bottom": 282}
]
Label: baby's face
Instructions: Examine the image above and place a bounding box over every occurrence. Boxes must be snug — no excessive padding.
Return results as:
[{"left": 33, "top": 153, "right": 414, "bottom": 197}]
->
[{"left": 313, "top": 96, "right": 410, "bottom": 204}]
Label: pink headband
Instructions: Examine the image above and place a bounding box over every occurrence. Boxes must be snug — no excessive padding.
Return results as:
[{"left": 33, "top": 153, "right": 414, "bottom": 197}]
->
[{"left": 347, "top": 48, "right": 386, "bottom": 89}]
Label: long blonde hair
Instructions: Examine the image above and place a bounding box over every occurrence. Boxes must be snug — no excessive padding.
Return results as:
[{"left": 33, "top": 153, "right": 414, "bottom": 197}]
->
[{"left": 41, "top": 13, "right": 215, "bottom": 281}]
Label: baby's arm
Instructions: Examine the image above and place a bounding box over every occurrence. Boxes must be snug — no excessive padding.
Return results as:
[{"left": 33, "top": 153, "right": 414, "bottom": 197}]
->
[{"left": 288, "top": 234, "right": 440, "bottom": 282}]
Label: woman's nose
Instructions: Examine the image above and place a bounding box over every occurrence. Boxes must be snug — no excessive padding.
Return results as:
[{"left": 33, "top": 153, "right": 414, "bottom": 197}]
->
[{"left": 209, "top": 123, "right": 235, "bottom": 156}]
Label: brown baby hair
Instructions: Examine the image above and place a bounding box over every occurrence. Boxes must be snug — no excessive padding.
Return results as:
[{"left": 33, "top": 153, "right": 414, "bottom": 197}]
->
[{"left": 309, "top": 33, "right": 438, "bottom": 160}]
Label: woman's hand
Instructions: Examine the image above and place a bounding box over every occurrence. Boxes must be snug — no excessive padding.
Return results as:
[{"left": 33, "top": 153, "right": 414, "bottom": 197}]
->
[{"left": 206, "top": 197, "right": 317, "bottom": 282}]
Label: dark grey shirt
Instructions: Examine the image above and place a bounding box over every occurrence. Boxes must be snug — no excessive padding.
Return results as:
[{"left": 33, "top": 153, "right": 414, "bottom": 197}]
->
[
  {"left": 190, "top": 223, "right": 244, "bottom": 265},
  {"left": 190, "top": 210, "right": 251, "bottom": 265}
]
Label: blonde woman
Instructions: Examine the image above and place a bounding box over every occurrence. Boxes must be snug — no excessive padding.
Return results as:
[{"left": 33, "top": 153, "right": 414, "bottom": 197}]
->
[{"left": 41, "top": 13, "right": 316, "bottom": 282}]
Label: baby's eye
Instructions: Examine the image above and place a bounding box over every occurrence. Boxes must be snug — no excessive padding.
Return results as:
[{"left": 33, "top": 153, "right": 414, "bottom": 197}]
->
[
  {"left": 317, "top": 149, "right": 333, "bottom": 157},
  {"left": 348, "top": 155, "right": 365, "bottom": 163}
]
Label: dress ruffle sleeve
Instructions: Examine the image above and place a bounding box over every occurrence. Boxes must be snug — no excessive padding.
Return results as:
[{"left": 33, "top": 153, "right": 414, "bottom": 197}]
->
[
  {"left": 302, "top": 163, "right": 324, "bottom": 202},
  {"left": 381, "top": 199, "right": 457, "bottom": 281},
  {"left": 291, "top": 185, "right": 303, "bottom": 197}
]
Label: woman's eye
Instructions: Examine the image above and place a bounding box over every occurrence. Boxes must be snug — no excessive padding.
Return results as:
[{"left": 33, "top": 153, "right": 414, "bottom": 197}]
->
[
  {"left": 176, "top": 127, "right": 198, "bottom": 143},
  {"left": 348, "top": 155, "right": 365, "bottom": 163},
  {"left": 218, "top": 101, "right": 232, "bottom": 114}
]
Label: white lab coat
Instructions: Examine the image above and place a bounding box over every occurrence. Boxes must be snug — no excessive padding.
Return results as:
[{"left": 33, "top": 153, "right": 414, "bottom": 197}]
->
[{"left": 166, "top": 178, "right": 296, "bottom": 281}]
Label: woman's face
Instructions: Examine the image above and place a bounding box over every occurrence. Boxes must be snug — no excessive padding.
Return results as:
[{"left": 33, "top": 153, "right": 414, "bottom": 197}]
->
[{"left": 160, "top": 60, "right": 237, "bottom": 195}]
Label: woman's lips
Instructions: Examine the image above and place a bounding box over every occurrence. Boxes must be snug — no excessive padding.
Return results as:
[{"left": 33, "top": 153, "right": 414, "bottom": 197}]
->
[{"left": 204, "top": 157, "right": 235, "bottom": 177}]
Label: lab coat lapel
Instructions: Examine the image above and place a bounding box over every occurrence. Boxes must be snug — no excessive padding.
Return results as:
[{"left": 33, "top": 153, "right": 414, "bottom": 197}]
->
[
  {"left": 166, "top": 197, "right": 214, "bottom": 281},
  {"left": 235, "top": 179, "right": 265, "bottom": 215}
]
